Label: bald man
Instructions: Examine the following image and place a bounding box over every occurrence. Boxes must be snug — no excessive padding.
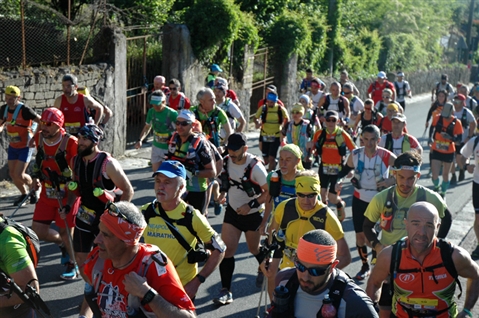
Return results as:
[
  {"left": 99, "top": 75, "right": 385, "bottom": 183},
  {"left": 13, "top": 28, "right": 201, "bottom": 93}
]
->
[{"left": 367, "top": 202, "right": 479, "bottom": 318}]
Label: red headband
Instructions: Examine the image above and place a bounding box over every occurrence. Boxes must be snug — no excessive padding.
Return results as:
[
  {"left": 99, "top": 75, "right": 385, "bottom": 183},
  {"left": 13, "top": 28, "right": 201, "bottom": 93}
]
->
[{"left": 100, "top": 212, "right": 145, "bottom": 246}]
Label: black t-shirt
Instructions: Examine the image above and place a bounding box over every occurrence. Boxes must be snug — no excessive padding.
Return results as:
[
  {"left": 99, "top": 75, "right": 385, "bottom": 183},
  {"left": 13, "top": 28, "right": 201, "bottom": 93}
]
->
[{"left": 0, "top": 104, "right": 38, "bottom": 123}]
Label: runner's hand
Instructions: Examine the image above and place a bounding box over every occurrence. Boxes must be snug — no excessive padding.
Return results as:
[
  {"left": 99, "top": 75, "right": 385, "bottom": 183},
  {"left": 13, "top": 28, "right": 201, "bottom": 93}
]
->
[
  {"left": 58, "top": 205, "right": 71, "bottom": 220},
  {"left": 134, "top": 140, "right": 142, "bottom": 149},
  {"left": 467, "top": 164, "right": 475, "bottom": 174},
  {"left": 335, "top": 181, "right": 343, "bottom": 193},
  {"left": 236, "top": 203, "right": 251, "bottom": 216},
  {"left": 184, "top": 278, "right": 201, "bottom": 299},
  {"left": 123, "top": 272, "right": 150, "bottom": 299}
]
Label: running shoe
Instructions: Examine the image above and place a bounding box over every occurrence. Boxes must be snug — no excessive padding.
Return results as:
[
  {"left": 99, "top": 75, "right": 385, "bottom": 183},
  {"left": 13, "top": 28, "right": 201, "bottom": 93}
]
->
[
  {"left": 214, "top": 202, "right": 223, "bottom": 216},
  {"left": 471, "top": 245, "right": 479, "bottom": 261},
  {"left": 59, "top": 244, "right": 70, "bottom": 265},
  {"left": 355, "top": 264, "right": 370, "bottom": 280},
  {"left": 13, "top": 194, "right": 28, "bottom": 207},
  {"left": 336, "top": 200, "right": 346, "bottom": 222},
  {"left": 60, "top": 262, "right": 79, "bottom": 280},
  {"left": 459, "top": 169, "right": 465, "bottom": 182},
  {"left": 371, "top": 257, "right": 377, "bottom": 265},
  {"left": 450, "top": 173, "right": 457, "bottom": 185},
  {"left": 212, "top": 288, "right": 233, "bottom": 305}
]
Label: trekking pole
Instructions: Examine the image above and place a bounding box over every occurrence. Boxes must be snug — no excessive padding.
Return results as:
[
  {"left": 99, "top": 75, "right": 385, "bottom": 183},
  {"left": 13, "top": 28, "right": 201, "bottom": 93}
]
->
[
  {"left": 0, "top": 271, "right": 53, "bottom": 318},
  {"left": 9, "top": 188, "right": 35, "bottom": 219},
  {"left": 45, "top": 168, "right": 78, "bottom": 269},
  {"left": 263, "top": 276, "right": 268, "bottom": 316},
  {"left": 255, "top": 275, "right": 267, "bottom": 318}
]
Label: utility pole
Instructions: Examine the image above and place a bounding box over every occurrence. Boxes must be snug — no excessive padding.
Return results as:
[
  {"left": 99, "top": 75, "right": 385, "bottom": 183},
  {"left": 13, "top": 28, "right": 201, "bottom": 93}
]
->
[{"left": 465, "top": 0, "right": 475, "bottom": 63}]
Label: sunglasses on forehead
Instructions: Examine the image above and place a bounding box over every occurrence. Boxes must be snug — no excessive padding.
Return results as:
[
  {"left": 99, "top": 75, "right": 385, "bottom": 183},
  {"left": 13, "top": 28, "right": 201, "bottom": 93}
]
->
[{"left": 105, "top": 201, "right": 134, "bottom": 224}]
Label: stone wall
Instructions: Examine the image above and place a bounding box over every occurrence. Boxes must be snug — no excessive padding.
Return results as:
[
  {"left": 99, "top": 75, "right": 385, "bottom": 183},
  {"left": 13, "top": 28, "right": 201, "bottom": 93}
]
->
[{"left": 0, "top": 27, "right": 127, "bottom": 181}]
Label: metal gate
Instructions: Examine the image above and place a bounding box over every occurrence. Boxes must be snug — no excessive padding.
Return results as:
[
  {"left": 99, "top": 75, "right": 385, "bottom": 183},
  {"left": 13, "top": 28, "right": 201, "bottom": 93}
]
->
[
  {"left": 126, "top": 33, "right": 162, "bottom": 144},
  {"left": 250, "top": 47, "right": 274, "bottom": 119}
]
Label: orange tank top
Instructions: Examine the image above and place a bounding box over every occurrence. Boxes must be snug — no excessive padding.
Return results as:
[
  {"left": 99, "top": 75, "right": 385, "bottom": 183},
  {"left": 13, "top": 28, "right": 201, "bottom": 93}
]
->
[{"left": 4, "top": 104, "right": 33, "bottom": 148}]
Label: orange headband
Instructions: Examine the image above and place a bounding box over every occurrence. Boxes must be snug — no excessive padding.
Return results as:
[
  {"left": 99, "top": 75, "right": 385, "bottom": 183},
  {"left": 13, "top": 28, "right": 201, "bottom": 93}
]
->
[
  {"left": 296, "top": 237, "right": 337, "bottom": 265},
  {"left": 100, "top": 212, "right": 145, "bottom": 246}
]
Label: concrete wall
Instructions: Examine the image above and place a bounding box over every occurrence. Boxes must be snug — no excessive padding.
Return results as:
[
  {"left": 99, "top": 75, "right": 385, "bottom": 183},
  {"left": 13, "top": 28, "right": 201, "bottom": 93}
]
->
[{"left": 0, "top": 27, "right": 127, "bottom": 180}]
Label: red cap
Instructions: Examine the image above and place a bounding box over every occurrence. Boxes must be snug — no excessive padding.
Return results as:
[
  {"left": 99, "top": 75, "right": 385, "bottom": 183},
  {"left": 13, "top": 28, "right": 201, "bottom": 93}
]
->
[
  {"left": 454, "top": 94, "right": 466, "bottom": 101},
  {"left": 41, "top": 107, "right": 64, "bottom": 127}
]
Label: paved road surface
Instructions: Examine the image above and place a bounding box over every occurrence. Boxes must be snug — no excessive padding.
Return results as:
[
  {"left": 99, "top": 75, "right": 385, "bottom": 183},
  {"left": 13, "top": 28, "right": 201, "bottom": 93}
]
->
[{"left": 1, "top": 93, "right": 478, "bottom": 317}]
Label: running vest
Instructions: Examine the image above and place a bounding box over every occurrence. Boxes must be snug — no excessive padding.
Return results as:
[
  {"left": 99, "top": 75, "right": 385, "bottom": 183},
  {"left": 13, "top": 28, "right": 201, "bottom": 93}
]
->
[
  {"left": 394, "top": 81, "right": 409, "bottom": 99},
  {"left": 3, "top": 103, "right": 32, "bottom": 148},
  {"left": 73, "top": 152, "right": 115, "bottom": 212},
  {"left": 360, "top": 110, "right": 380, "bottom": 127},
  {"left": 60, "top": 94, "right": 89, "bottom": 135},
  {"left": 269, "top": 170, "right": 296, "bottom": 206},
  {"left": 384, "top": 133, "right": 412, "bottom": 154},
  {"left": 279, "top": 199, "right": 327, "bottom": 234},
  {"left": 167, "top": 132, "right": 202, "bottom": 172},
  {"left": 433, "top": 116, "right": 457, "bottom": 139},
  {"left": 277, "top": 269, "right": 349, "bottom": 318},
  {"left": 261, "top": 104, "right": 284, "bottom": 124},
  {"left": 285, "top": 119, "right": 310, "bottom": 153},
  {"left": 390, "top": 238, "right": 460, "bottom": 318},
  {"left": 352, "top": 148, "right": 385, "bottom": 188},
  {"left": 219, "top": 98, "right": 234, "bottom": 119},
  {"left": 222, "top": 155, "right": 263, "bottom": 196},
  {"left": 32, "top": 134, "right": 72, "bottom": 184},
  {"left": 314, "top": 127, "right": 346, "bottom": 157},
  {"left": 168, "top": 93, "right": 186, "bottom": 111},
  {"left": 458, "top": 108, "right": 469, "bottom": 129},
  {"left": 322, "top": 94, "right": 346, "bottom": 114},
  {"left": 193, "top": 107, "right": 221, "bottom": 147}
]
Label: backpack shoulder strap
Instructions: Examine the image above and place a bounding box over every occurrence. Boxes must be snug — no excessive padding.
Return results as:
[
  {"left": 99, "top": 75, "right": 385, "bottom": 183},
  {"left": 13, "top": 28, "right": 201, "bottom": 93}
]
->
[
  {"left": 280, "top": 199, "right": 299, "bottom": 230},
  {"left": 92, "top": 152, "right": 108, "bottom": 188},
  {"left": 155, "top": 202, "right": 193, "bottom": 253},
  {"left": 142, "top": 201, "right": 159, "bottom": 225},
  {"left": 385, "top": 133, "right": 393, "bottom": 151},
  {"left": 315, "top": 129, "right": 328, "bottom": 149},
  {"left": 11, "top": 103, "right": 24, "bottom": 123},
  {"left": 328, "top": 272, "right": 349, "bottom": 311},
  {"left": 178, "top": 204, "right": 199, "bottom": 239},
  {"left": 438, "top": 239, "right": 462, "bottom": 298},
  {"left": 390, "top": 238, "right": 406, "bottom": 294}
]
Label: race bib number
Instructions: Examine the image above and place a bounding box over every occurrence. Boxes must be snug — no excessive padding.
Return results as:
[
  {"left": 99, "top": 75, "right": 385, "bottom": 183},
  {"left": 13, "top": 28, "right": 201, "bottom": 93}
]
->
[
  {"left": 323, "top": 164, "right": 339, "bottom": 175},
  {"left": 263, "top": 135, "right": 276, "bottom": 142},
  {"left": 45, "top": 183, "right": 66, "bottom": 199},
  {"left": 436, "top": 140, "right": 450, "bottom": 151},
  {"left": 154, "top": 131, "right": 170, "bottom": 144},
  {"left": 77, "top": 205, "right": 96, "bottom": 226},
  {"left": 7, "top": 131, "right": 21, "bottom": 144},
  {"left": 65, "top": 122, "right": 81, "bottom": 134}
]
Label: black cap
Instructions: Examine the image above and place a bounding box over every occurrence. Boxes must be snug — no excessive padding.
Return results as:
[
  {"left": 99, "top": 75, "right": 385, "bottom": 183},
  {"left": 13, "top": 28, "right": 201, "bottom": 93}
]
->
[
  {"left": 325, "top": 110, "right": 339, "bottom": 118},
  {"left": 441, "top": 74, "right": 448, "bottom": 80},
  {"left": 62, "top": 74, "right": 78, "bottom": 85},
  {"left": 306, "top": 68, "right": 313, "bottom": 73},
  {"left": 226, "top": 133, "right": 247, "bottom": 151}
]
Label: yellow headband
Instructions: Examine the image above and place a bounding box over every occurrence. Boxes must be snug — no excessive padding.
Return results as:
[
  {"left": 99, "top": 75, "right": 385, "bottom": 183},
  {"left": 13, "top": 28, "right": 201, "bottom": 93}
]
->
[
  {"left": 296, "top": 175, "right": 320, "bottom": 194},
  {"left": 297, "top": 237, "right": 337, "bottom": 265},
  {"left": 281, "top": 144, "right": 304, "bottom": 171}
]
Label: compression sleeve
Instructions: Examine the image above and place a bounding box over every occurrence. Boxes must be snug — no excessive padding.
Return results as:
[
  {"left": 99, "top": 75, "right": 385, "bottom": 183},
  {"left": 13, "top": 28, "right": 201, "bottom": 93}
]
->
[
  {"left": 337, "top": 164, "right": 354, "bottom": 179},
  {"left": 437, "top": 208, "right": 451, "bottom": 239}
]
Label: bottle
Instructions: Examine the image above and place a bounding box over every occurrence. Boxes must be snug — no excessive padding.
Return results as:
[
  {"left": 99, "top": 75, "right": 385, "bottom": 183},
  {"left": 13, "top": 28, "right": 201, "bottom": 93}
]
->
[
  {"left": 93, "top": 187, "right": 115, "bottom": 203},
  {"left": 271, "top": 285, "right": 290, "bottom": 316},
  {"left": 126, "top": 305, "right": 142, "bottom": 317},
  {"left": 67, "top": 181, "right": 81, "bottom": 197},
  {"left": 242, "top": 176, "right": 255, "bottom": 197},
  {"left": 62, "top": 168, "right": 72, "bottom": 178},
  {"left": 321, "top": 294, "right": 337, "bottom": 318},
  {"left": 269, "top": 171, "right": 281, "bottom": 197}
]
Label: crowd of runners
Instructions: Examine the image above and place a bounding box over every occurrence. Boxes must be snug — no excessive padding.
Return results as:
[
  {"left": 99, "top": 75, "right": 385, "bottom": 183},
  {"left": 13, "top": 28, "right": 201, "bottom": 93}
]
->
[{"left": 1, "top": 66, "right": 479, "bottom": 318}]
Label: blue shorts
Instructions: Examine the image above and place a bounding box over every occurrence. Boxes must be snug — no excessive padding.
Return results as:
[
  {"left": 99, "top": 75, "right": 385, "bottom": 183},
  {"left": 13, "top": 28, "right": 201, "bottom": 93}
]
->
[{"left": 8, "top": 146, "right": 34, "bottom": 163}]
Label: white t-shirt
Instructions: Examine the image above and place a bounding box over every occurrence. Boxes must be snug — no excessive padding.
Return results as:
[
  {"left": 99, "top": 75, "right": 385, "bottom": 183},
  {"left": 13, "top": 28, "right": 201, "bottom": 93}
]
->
[
  {"left": 460, "top": 136, "right": 479, "bottom": 183},
  {"left": 436, "top": 82, "right": 455, "bottom": 100},
  {"left": 466, "top": 96, "right": 478, "bottom": 113},
  {"left": 325, "top": 95, "right": 345, "bottom": 118},
  {"left": 218, "top": 99, "right": 242, "bottom": 139},
  {"left": 394, "top": 80, "right": 411, "bottom": 102},
  {"left": 350, "top": 96, "right": 364, "bottom": 115},
  {"left": 226, "top": 153, "right": 268, "bottom": 214},
  {"left": 453, "top": 107, "right": 475, "bottom": 143},
  {"left": 378, "top": 134, "right": 422, "bottom": 156},
  {"left": 307, "top": 91, "right": 323, "bottom": 108}
]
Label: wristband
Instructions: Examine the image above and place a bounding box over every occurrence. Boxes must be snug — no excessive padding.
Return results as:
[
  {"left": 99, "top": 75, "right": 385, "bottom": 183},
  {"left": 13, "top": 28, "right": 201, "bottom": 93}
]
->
[
  {"left": 196, "top": 274, "right": 206, "bottom": 283},
  {"left": 463, "top": 308, "right": 472, "bottom": 317},
  {"left": 248, "top": 199, "right": 260, "bottom": 209},
  {"left": 141, "top": 288, "right": 158, "bottom": 306},
  {"left": 137, "top": 139, "right": 142, "bottom": 143}
]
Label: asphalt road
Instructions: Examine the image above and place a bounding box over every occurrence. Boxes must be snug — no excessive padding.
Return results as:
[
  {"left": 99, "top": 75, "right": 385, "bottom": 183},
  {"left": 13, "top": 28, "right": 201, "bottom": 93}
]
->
[{"left": 1, "top": 93, "right": 478, "bottom": 317}]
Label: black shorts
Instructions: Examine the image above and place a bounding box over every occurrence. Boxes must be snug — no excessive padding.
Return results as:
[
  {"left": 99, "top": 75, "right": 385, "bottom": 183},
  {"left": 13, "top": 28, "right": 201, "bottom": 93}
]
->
[
  {"left": 185, "top": 191, "right": 208, "bottom": 215},
  {"left": 455, "top": 142, "right": 465, "bottom": 155},
  {"left": 398, "top": 100, "right": 406, "bottom": 110},
  {"left": 319, "top": 169, "right": 338, "bottom": 195},
  {"left": 473, "top": 182, "right": 479, "bottom": 214},
  {"left": 261, "top": 136, "right": 281, "bottom": 158},
  {"left": 352, "top": 196, "right": 370, "bottom": 233},
  {"left": 430, "top": 150, "right": 454, "bottom": 163},
  {"left": 379, "top": 282, "right": 392, "bottom": 308},
  {"left": 74, "top": 225, "right": 99, "bottom": 253},
  {"left": 223, "top": 204, "right": 263, "bottom": 232}
]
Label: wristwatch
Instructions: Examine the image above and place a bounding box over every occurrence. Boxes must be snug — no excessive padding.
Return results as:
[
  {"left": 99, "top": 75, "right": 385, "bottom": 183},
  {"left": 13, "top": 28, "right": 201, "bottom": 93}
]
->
[
  {"left": 141, "top": 288, "right": 158, "bottom": 306},
  {"left": 196, "top": 274, "right": 206, "bottom": 283}
]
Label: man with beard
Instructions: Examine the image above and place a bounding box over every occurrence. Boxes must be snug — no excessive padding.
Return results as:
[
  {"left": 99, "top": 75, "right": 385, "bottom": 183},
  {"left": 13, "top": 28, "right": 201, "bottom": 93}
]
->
[
  {"left": 271, "top": 229, "right": 377, "bottom": 318},
  {"left": 367, "top": 202, "right": 478, "bottom": 318},
  {"left": 363, "top": 151, "right": 452, "bottom": 317},
  {"left": 212, "top": 133, "right": 269, "bottom": 305},
  {"left": 30, "top": 108, "right": 80, "bottom": 280},
  {"left": 53, "top": 74, "right": 103, "bottom": 135},
  {"left": 66, "top": 124, "right": 133, "bottom": 318}
]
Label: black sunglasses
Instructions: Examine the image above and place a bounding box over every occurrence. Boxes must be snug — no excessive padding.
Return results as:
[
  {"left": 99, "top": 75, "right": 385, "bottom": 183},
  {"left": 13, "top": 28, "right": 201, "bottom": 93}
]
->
[
  {"left": 326, "top": 118, "right": 337, "bottom": 123},
  {"left": 292, "top": 111, "right": 302, "bottom": 115},
  {"left": 105, "top": 201, "right": 134, "bottom": 224},
  {"left": 343, "top": 91, "right": 352, "bottom": 95},
  {"left": 40, "top": 120, "right": 54, "bottom": 127},
  {"left": 297, "top": 193, "right": 316, "bottom": 199},
  {"left": 176, "top": 121, "right": 192, "bottom": 127},
  {"left": 294, "top": 259, "right": 331, "bottom": 277},
  {"left": 169, "top": 87, "right": 178, "bottom": 91}
]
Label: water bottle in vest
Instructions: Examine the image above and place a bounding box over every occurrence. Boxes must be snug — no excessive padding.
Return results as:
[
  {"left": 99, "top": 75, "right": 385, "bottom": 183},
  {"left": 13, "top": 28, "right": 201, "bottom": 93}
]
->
[
  {"left": 242, "top": 176, "right": 255, "bottom": 197},
  {"left": 93, "top": 188, "right": 115, "bottom": 204},
  {"left": 269, "top": 171, "right": 281, "bottom": 197},
  {"left": 321, "top": 294, "right": 337, "bottom": 318},
  {"left": 127, "top": 305, "right": 142, "bottom": 318},
  {"left": 68, "top": 181, "right": 81, "bottom": 197},
  {"left": 271, "top": 285, "right": 290, "bottom": 316}
]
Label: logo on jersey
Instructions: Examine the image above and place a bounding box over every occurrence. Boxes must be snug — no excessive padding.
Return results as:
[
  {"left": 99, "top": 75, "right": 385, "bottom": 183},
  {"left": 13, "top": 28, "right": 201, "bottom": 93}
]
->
[{"left": 398, "top": 273, "right": 415, "bottom": 283}]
